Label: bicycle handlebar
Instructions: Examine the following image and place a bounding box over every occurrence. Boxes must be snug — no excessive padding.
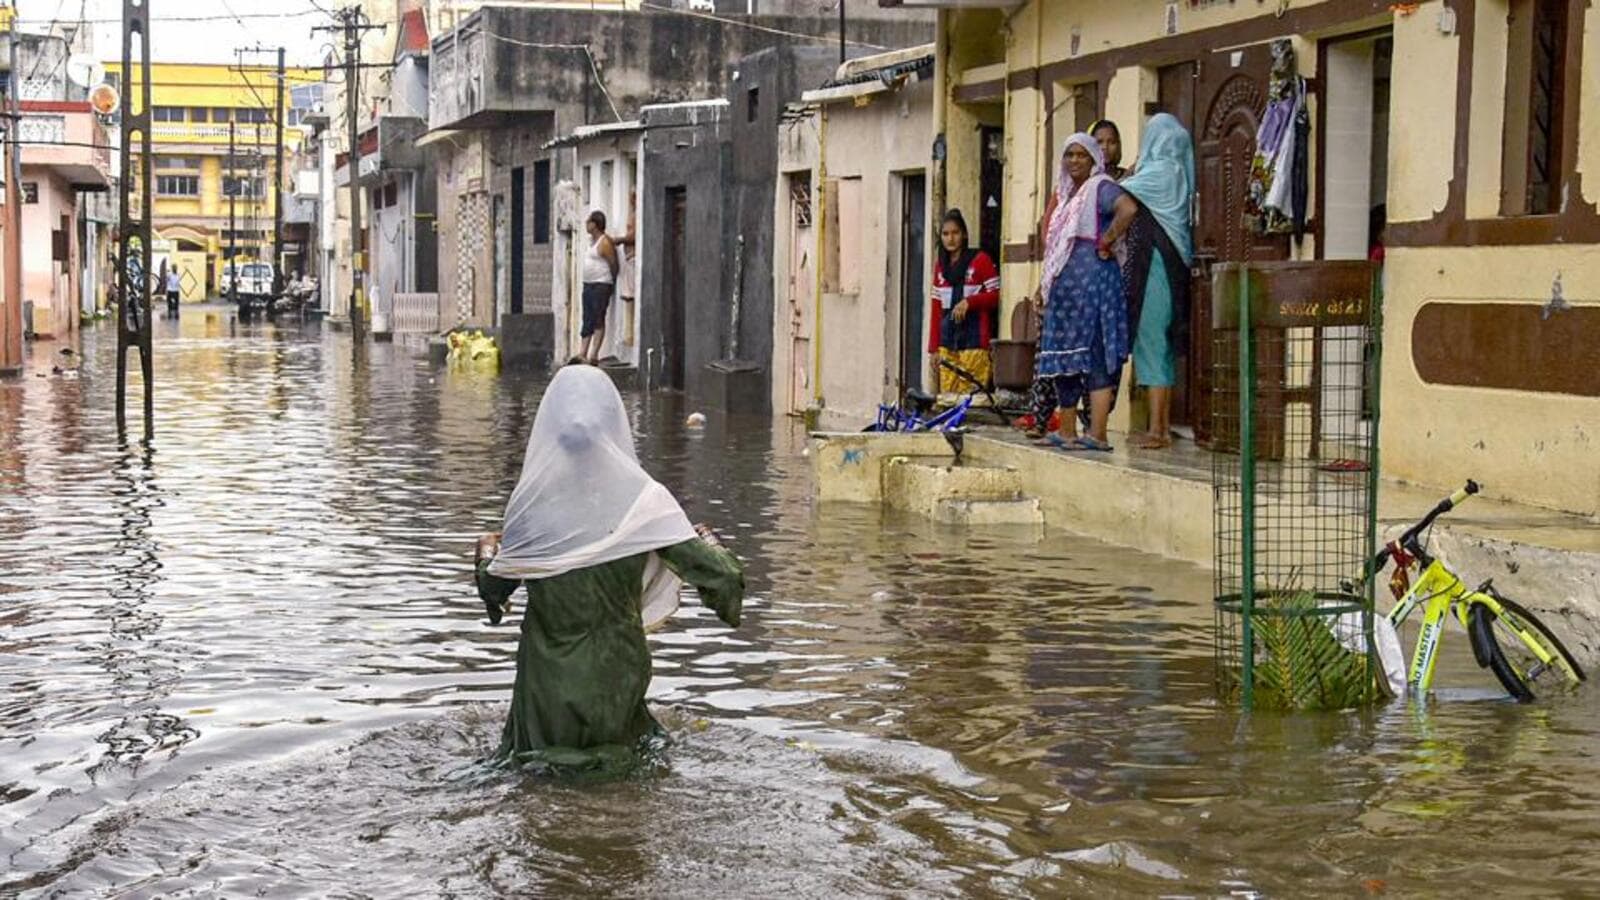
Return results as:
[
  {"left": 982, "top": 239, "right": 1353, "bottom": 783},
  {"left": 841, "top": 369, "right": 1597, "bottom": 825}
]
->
[{"left": 1372, "top": 479, "right": 1480, "bottom": 571}]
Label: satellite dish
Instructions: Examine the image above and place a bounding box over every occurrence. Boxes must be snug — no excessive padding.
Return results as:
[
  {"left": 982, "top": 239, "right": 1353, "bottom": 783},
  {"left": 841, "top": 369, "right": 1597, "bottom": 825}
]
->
[{"left": 66, "top": 55, "right": 102, "bottom": 88}]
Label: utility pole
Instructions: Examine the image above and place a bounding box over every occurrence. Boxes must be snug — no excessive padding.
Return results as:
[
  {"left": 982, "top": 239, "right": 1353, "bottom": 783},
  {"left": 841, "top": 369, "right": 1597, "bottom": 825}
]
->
[
  {"left": 838, "top": 0, "right": 846, "bottom": 66},
  {"left": 272, "top": 46, "right": 285, "bottom": 296},
  {"left": 314, "top": 7, "right": 383, "bottom": 340},
  {"left": 115, "top": 0, "right": 154, "bottom": 440},
  {"left": 228, "top": 118, "right": 237, "bottom": 309},
  {"left": 2, "top": 7, "right": 23, "bottom": 376}
]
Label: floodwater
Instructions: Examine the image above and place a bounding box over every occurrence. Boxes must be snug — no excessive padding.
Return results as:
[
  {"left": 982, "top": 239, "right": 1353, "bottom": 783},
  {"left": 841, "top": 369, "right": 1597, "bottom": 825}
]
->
[{"left": 3, "top": 311, "right": 1599, "bottom": 898}]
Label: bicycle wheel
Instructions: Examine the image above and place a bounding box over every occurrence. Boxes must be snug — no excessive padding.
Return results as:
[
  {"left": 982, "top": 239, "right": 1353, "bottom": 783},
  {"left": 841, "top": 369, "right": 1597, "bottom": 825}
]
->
[{"left": 1468, "top": 596, "right": 1586, "bottom": 702}]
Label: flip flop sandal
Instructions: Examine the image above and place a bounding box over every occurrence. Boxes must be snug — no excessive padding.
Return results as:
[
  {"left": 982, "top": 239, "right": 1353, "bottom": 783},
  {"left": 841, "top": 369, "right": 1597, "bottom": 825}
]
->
[
  {"left": 1071, "top": 436, "right": 1114, "bottom": 453},
  {"left": 1319, "top": 458, "right": 1369, "bottom": 472}
]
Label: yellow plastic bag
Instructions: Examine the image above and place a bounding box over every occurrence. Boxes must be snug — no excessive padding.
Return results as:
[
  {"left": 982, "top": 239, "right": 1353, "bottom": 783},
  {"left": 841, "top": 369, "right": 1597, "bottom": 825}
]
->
[{"left": 446, "top": 330, "right": 501, "bottom": 371}]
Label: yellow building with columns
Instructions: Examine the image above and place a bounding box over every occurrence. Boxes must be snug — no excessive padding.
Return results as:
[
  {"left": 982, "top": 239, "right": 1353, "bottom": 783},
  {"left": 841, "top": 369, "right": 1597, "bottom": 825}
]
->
[
  {"left": 909, "top": 0, "right": 1600, "bottom": 518},
  {"left": 101, "top": 61, "right": 321, "bottom": 299}
]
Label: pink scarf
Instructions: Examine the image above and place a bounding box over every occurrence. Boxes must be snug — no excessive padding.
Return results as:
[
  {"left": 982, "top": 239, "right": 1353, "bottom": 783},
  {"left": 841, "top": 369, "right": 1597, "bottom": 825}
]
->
[{"left": 1041, "top": 132, "right": 1113, "bottom": 296}]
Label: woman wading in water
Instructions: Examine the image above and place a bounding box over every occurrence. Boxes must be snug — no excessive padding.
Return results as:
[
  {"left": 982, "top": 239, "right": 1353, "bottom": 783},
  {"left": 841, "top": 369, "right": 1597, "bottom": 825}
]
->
[{"left": 474, "top": 365, "right": 744, "bottom": 773}]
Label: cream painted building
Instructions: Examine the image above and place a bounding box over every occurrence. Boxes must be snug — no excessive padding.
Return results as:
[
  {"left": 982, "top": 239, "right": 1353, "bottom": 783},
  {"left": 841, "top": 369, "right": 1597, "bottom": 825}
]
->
[
  {"left": 772, "top": 47, "right": 937, "bottom": 425},
  {"left": 905, "top": 0, "right": 1600, "bottom": 517}
]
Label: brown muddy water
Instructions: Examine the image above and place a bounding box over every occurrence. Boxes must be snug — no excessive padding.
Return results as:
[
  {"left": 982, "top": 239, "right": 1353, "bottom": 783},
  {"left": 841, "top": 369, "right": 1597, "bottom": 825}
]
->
[{"left": 2, "top": 311, "right": 1598, "bottom": 897}]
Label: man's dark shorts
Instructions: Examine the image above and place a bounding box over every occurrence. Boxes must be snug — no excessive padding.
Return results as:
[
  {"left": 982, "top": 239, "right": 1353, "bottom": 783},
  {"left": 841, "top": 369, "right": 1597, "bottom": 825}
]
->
[{"left": 581, "top": 281, "right": 613, "bottom": 338}]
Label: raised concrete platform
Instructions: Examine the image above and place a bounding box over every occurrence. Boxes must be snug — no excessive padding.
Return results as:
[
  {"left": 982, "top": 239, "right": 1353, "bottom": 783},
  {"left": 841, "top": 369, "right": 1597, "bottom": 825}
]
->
[{"left": 811, "top": 428, "right": 1600, "bottom": 662}]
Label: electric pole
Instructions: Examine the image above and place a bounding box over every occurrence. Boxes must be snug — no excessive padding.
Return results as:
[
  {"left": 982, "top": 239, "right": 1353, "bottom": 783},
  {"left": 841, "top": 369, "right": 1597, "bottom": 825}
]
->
[
  {"left": 228, "top": 118, "right": 237, "bottom": 309},
  {"left": 272, "top": 45, "right": 285, "bottom": 296},
  {"left": 115, "top": 0, "right": 154, "bottom": 440},
  {"left": 314, "top": 7, "right": 383, "bottom": 339},
  {"left": 2, "top": 7, "right": 23, "bottom": 376},
  {"left": 838, "top": 0, "right": 846, "bottom": 66}
]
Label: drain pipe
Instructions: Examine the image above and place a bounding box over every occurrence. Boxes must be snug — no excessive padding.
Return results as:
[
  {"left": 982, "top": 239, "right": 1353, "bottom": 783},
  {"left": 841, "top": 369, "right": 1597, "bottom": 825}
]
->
[
  {"left": 727, "top": 233, "right": 744, "bottom": 358},
  {"left": 812, "top": 105, "right": 828, "bottom": 407}
]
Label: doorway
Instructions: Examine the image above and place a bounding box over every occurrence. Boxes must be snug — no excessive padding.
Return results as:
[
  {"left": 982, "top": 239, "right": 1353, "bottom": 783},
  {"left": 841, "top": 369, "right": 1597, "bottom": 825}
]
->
[
  {"left": 784, "top": 173, "right": 815, "bottom": 415},
  {"left": 978, "top": 126, "right": 1004, "bottom": 263},
  {"left": 1150, "top": 62, "right": 1198, "bottom": 432},
  {"left": 492, "top": 193, "right": 507, "bottom": 321},
  {"left": 1319, "top": 31, "right": 1392, "bottom": 449},
  {"left": 898, "top": 172, "right": 927, "bottom": 395},
  {"left": 510, "top": 167, "right": 525, "bottom": 315},
  {"left": 662, "top": 187, "right": 688, "bottom": 390}
]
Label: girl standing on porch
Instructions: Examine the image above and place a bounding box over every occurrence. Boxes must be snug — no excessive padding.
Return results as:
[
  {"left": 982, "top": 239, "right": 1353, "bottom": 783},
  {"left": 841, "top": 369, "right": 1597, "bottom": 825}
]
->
[
  {"left": 1120, "top": 113, "right": 1195, "bottom": 450},
  {"left": 928, "top": 209, "right": 1001, "bottom": 397},
  {"left": 1034, "top": 133, "right": 1139, "bottom": 451}
]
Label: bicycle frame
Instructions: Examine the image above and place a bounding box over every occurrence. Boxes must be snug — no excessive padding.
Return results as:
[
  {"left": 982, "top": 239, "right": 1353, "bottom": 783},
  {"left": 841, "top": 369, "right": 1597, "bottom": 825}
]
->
[
  {"left": 873, "top": 393, "right": 972, "bottom": 433},
  {"left": 1386, "top": 561, "right": 1473, "bottom": 696},
  {"left": 1386, "top": 559, "right": 1560, "bottom": 696}
]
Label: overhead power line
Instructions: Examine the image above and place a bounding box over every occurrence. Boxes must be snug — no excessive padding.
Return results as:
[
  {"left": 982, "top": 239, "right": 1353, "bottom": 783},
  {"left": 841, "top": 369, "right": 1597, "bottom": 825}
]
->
[{"left": 16, "top": 9, "right": 329, "bottom": 26}]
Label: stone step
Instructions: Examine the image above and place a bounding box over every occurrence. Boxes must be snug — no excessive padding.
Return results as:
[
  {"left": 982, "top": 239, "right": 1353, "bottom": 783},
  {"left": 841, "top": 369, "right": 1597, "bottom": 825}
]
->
[
  {"left": 882, "top": 457, "right": 1026, "bottom": 518},
  {"left": 935, "top": 497, "right": 1044, "bottom": 527}
]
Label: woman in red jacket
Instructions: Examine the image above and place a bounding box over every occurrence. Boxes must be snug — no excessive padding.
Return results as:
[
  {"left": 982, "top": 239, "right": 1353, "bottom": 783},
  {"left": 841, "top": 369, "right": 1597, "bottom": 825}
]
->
[{"left": 928, "top": 209, "right": 1001, "bottom": 397}]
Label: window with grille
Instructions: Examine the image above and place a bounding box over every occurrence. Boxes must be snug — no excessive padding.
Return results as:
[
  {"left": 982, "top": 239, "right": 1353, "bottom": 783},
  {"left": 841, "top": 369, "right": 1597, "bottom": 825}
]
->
[
  {"left": 1502, "top": 0, "right": 1570, "bottom": 216},
  {"left": 157, "top": 175, "right": 199, "bottom": 196},
  {"left": 156, "top": 155, "right": 198, "bottom": 170},
  {"left": 532, "top": 159, "right": 551, "bottom": 244},
  {"left": 790, "top": 177, "right": 812, "bottom": 228}
]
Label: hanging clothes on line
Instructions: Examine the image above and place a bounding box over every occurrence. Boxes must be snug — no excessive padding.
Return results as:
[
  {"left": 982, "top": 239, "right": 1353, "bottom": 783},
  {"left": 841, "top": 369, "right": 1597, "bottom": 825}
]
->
[{"left": 1247, "top": 40, "right": 1310, "bottom": 238}]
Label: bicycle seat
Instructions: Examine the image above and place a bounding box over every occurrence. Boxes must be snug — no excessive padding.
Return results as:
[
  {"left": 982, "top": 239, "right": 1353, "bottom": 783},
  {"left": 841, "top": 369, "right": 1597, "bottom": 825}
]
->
[{"left": 905, "top": 389, "right": 937, "bottom": 414}]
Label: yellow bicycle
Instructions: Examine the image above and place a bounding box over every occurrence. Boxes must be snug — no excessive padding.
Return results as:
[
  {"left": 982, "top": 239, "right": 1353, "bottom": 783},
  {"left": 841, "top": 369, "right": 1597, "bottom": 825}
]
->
[{"left": 1371, "top": 480, "right": 1586, "bottom": 702}]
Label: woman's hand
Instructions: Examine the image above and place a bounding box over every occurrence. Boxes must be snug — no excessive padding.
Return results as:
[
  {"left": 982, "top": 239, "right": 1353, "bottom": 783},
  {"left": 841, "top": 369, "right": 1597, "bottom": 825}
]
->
[
  {"left": 951, "top": 299, "right": 970, "bottom": 323},
  {"left": 475, "top": 532, "right": 502, "bottom": 565},
  {"left": 1031, "top": 288, "right": 1044, "bottom": 312},
  {"left": 1097, "top": 236, "right": 1115, "bottom": 260}
]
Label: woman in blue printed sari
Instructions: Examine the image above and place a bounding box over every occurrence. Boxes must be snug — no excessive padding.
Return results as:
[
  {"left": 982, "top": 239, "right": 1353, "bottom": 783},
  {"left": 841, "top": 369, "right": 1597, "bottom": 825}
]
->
[{"left": 1033, "top": 133, "right": 1138, "bottom": 452}]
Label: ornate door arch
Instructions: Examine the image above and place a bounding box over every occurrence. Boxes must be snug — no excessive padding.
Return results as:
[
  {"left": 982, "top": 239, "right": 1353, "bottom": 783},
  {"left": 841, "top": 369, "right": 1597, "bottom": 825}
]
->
[{"left": 1189, "top": 52, "right": 1291, "bottom": 444}]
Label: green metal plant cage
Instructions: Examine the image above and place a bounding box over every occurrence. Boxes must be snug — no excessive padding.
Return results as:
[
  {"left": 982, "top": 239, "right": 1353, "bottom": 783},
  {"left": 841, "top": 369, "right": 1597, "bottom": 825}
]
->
[{"left": 1211, "top": 260, "right": 1384, "bottom": 710}]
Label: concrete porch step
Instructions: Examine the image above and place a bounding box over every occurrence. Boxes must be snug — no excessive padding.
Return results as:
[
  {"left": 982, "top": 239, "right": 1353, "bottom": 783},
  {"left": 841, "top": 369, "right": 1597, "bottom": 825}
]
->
[
  {"left": 882, "top": 456, "right": 1024, "bottom": 515},
  {"left": 935, "top": 497, "right": 1044, "bottom": 527}
]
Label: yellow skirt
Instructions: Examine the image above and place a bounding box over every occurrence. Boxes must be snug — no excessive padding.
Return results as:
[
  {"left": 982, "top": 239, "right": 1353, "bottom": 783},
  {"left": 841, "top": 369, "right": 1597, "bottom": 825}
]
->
[{"left": 938, "top": 348, "right": 992, "bottom": 397}]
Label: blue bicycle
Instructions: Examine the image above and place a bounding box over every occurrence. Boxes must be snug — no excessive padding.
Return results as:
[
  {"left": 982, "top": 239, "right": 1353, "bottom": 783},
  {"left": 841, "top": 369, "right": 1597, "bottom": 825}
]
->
[{"left": 864, "top": 387, "right": 974, "bottom": 434}]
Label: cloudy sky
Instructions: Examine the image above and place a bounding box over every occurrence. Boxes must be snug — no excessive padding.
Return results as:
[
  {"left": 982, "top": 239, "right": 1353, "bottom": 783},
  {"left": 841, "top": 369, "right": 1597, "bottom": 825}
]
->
[{"left": 19, "top": 0, "right": 339, "bottom": 67}]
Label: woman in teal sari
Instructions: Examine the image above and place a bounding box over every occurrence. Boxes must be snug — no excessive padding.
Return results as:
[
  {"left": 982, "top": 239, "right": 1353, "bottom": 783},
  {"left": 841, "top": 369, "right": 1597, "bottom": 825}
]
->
[
  {"left": 1120, "top": 114, "right": 1195, "bottom": 450},
  {"left": 474, "top": 365, "right": 744, "bottom": 773}
]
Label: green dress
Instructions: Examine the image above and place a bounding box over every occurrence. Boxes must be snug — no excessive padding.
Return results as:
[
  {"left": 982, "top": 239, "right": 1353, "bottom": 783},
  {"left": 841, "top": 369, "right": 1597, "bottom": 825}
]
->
[{"left": 475, "top": 538, "right": 744, "bottom": 773}]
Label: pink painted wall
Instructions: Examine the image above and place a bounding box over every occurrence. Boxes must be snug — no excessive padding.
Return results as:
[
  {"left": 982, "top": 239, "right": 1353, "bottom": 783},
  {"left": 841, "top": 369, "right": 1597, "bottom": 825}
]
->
[{"left": 21, "top": 169, "right": 78, "bottom": 341}]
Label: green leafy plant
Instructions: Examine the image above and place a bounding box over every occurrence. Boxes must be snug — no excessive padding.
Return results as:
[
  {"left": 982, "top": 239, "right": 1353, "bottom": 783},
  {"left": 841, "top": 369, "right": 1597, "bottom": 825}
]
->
[{"left": 1250, "top": 591, "right": 1374, "bottom": 711}]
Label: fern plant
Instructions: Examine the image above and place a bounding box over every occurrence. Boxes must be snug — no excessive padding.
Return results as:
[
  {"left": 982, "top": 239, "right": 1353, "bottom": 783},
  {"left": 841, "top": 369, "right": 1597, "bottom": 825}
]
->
[{"left": 1248, "top": 591, "right": 1374, "bottom": 711}]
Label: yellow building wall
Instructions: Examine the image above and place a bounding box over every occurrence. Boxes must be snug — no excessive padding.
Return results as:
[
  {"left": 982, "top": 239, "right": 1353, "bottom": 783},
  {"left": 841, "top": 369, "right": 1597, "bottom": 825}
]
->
[
  {"left": 1387, "top": 7, "right": 1458, "bottom": 223},
  {"left": 106, "top": 61, "right": 317, "bottom": 294},
  {"left": 1382, "top": 247, "right": 1600, "bottom": 515}
]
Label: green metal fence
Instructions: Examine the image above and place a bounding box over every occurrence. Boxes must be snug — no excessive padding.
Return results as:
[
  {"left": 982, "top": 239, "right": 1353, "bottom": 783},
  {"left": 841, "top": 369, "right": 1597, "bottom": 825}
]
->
[{"left": 1211, "top": 261, "right": 1383, "bottom": 710}]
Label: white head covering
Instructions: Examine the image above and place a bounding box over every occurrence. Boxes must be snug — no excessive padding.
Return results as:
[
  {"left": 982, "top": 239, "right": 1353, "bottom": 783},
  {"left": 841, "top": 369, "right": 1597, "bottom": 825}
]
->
[
  {"left": 489, "top": 365, "right": 697, "bottom": 628},
  {"left": 1040, "top": 132, "right": 1114, "bottom": 296}
]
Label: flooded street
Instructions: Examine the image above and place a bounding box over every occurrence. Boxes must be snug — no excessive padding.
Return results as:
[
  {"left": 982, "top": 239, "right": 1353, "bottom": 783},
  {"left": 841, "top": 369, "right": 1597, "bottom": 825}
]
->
[{"left": 4, "top": 314, "right": 1600, "bottom": 897}]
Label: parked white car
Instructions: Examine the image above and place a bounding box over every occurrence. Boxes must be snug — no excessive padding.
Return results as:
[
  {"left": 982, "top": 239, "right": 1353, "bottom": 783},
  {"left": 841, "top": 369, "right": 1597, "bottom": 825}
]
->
[{"left": 227, "top": 262, "right": 275, "bottom": 309}]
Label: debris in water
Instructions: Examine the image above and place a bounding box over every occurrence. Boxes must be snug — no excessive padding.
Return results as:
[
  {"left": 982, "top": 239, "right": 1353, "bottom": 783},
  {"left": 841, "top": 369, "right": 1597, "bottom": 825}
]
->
[{"left": 686, "top": 412, "right": 707, "bottom": 428}]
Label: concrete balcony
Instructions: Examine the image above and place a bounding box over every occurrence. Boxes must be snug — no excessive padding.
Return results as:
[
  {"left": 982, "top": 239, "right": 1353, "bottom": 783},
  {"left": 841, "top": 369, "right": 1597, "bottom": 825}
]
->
[
  {"left": 151, "top": 122, "right": 282, "bottom": 146},
  {"left": 18, "top": 102, "right": 112, "bottom": 189}
]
